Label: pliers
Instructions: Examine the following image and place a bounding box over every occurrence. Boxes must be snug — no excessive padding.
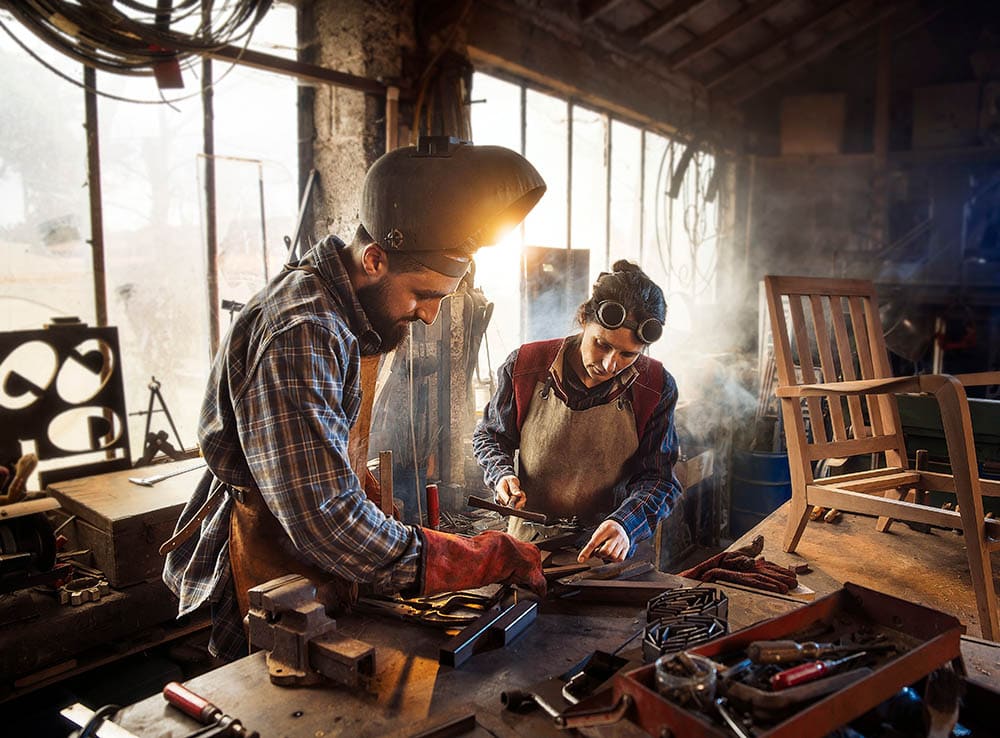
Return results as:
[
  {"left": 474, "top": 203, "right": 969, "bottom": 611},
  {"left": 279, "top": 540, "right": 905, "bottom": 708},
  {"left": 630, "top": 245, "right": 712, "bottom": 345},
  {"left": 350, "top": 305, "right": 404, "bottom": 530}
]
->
[{"left": 356, "top": 588, "right": 506, "bottom": 628}]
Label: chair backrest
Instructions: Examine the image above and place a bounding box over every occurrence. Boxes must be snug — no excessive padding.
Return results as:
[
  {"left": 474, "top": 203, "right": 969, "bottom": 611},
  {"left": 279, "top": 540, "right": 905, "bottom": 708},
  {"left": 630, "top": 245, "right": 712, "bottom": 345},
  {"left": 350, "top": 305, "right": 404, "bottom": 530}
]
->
[{"left": 763, "top": 276, "right": 907, "bottom": 483}]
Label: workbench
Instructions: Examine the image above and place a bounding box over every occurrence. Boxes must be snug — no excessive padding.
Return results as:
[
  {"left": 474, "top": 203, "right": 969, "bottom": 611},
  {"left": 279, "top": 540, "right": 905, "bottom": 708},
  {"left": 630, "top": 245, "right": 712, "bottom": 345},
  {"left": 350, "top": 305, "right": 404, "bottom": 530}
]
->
[{"left": 106, "top": 568, "right": 1000, "bottom": 738}]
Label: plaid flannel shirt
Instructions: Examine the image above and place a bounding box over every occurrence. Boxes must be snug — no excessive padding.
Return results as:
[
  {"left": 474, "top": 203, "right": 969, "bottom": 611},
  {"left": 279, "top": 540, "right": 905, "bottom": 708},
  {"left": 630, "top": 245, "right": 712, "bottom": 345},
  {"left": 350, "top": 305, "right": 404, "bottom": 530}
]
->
[
  {"left": 472, "top": 336, "right": 682, "bottom": 545},
  {"left": 163, "top": 237, "right": 421, "bottom": 658}
]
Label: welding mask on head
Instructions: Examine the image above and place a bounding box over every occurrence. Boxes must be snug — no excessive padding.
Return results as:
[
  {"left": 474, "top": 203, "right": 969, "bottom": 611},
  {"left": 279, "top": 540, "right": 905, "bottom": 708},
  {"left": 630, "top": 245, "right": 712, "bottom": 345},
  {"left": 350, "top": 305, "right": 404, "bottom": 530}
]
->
[{"left": 360, "top": 136, "right": 547, "bottom": 277}]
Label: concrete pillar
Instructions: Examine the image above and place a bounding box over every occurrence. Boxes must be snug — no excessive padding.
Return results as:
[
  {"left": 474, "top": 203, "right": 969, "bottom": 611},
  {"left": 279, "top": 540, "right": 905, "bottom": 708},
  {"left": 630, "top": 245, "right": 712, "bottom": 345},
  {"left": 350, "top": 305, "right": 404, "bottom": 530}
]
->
[{"left": 304, "top": 0, "right": 415, "bottom": 241}]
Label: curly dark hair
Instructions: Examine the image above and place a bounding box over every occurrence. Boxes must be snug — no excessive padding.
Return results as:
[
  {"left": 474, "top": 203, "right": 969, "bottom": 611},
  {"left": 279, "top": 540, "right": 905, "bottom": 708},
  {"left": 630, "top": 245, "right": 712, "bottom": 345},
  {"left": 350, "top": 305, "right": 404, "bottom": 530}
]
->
[{"left": 577, "top": 260, "right": 666, "bottom": 328}]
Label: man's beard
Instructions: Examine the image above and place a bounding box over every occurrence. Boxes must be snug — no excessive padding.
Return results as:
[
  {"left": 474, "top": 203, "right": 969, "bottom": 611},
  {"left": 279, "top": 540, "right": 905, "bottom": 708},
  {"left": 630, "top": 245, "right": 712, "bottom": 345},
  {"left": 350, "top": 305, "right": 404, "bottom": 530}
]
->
[{"left": 356, "top": 279, "right": 412, "bottom": 353}]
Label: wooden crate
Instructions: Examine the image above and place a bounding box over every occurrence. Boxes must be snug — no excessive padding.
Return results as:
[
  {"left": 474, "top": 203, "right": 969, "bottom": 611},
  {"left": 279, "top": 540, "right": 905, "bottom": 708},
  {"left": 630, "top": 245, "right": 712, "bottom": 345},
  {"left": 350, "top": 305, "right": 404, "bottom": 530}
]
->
[{"left": 47, "top": 460, "right": 204, "bottom": 587}]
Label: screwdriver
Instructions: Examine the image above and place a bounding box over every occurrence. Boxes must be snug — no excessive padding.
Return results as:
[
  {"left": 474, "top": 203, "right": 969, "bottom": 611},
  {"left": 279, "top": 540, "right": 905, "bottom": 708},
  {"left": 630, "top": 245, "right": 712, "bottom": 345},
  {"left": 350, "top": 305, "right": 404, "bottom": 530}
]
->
[
  {"left": 748, "top": 639, "right": 893, "bottom": 664},
  {"left": 770, "top": 652, "right": 867, "bottom": 691}
]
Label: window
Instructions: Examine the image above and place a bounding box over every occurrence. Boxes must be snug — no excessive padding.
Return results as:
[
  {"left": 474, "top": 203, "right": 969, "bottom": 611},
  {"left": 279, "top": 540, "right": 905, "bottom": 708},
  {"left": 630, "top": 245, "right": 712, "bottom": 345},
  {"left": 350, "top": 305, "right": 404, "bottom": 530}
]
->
[
  {"left": 0, "top": 5, "right": 298, "bottom": 461},
  {"left": 470, "top": 71, "right": 721, "bottom": 375}
]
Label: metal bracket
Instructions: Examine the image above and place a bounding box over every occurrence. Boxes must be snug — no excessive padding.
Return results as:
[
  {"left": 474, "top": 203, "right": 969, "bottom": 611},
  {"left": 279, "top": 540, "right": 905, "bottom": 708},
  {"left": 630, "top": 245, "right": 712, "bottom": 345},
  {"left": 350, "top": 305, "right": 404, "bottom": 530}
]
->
[{"left": 246, "top": 574, "right": 375, "bottom": 689}]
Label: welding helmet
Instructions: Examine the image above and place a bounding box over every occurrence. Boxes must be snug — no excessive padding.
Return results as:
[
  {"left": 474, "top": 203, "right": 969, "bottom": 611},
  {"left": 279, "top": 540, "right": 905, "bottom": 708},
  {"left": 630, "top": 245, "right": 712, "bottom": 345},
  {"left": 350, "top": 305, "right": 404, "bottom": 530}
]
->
[{"left": 360, "top": 136, "right": 546, "bottom": 277}]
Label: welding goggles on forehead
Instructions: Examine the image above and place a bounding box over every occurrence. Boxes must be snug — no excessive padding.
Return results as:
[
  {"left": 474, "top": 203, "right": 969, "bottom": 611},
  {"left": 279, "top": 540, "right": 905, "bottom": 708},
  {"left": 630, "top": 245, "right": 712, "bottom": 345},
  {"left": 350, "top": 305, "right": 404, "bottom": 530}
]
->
[{"left": 595, "top": 301, "right": 663, "bottom": 344}]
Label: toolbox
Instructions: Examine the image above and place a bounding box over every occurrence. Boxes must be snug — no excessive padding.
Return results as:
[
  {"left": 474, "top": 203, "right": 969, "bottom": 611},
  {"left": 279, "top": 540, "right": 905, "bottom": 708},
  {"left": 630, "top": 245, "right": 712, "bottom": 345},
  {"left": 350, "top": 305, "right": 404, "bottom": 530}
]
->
[
  {"left": 47, "top": 460, "right": 199, "bottom": 587},
  {"left": 608, "top": 582, "right": 962, "bottom": 738}
]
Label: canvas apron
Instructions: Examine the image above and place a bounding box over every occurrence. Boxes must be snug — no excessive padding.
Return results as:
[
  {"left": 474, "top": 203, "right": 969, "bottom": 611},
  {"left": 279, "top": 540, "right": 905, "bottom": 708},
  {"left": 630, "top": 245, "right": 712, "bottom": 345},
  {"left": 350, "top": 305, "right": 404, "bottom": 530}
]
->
[
  {"left": 228, "top": 353, "right": 382, "bottom": 618},
  {"left": 508, "top": 383, "right": 639, "bottom": 541}
]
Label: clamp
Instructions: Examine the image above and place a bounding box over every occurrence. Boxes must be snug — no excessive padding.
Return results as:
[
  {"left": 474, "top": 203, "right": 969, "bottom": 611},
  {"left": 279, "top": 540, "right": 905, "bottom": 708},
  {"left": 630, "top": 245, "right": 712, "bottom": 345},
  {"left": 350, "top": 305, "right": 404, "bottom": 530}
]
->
[{"left": 246, "top": 574, "right": 375, "bottom": 688}]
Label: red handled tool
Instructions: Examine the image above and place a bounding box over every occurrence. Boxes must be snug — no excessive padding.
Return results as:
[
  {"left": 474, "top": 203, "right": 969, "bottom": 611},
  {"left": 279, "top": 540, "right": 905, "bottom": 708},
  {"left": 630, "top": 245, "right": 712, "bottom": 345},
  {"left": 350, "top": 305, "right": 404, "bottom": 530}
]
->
[
  {"left": 426, "top": 483, "right": 440, "bottom": 529},
  {"left": 769, "top": 652, "right": 867, "bottom": 691},
  {"left": 163, "top": 681, "right": 259, "bottom": 738}
]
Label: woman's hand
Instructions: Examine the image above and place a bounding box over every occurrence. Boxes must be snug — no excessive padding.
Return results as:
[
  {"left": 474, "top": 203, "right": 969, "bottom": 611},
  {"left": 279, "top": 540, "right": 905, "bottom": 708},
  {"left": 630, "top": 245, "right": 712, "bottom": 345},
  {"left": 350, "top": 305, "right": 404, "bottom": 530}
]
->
[
  {"left": 578, "top": 519, "right": 630, "bottom": 563},
  {"left": 495, "top": 475, "right": 527, "bottom": 509}
]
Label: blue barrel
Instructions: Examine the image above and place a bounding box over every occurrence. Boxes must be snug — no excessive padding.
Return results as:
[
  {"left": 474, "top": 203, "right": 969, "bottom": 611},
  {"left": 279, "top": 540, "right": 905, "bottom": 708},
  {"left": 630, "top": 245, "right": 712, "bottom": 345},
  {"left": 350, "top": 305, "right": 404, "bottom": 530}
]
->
[{"left": 729, "top": 450, "right": 792, "bottom": 538}]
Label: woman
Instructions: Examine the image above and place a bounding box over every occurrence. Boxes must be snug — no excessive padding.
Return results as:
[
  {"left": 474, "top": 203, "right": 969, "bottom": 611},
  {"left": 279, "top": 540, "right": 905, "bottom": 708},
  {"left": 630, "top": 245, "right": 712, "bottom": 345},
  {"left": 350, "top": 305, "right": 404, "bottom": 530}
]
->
[{"left": 473, "top": 261, "right": 681, "bottom": 564}]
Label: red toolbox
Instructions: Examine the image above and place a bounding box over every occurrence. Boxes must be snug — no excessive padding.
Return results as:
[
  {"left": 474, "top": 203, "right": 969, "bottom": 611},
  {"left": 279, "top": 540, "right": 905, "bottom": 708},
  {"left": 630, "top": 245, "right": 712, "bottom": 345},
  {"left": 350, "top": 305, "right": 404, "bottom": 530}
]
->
[{"left": 609, "top": 583, "right": 963, "bottom": 738}]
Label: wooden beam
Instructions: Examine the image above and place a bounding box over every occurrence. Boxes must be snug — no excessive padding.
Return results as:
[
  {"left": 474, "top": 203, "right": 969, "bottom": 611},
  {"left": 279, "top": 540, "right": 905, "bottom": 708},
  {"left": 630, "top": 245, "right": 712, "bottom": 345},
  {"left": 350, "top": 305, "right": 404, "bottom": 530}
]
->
[
  {"left": 703, "top": 0, "right": 857, "bottom": 90},
  {"left": 580, "top": 0, "right": 629, "bottom": 23},
  {"left": 205, "top": 44, "right": 386, "bottom": 94},
  {"left": 627, "top": 0, "right": 712, "bottom": 46},
  {"left": 731, "top": 3, "right": 899, "bottom": 104},
  {"left": 668, "top": 0, "right": 789, "bottom": 69}
]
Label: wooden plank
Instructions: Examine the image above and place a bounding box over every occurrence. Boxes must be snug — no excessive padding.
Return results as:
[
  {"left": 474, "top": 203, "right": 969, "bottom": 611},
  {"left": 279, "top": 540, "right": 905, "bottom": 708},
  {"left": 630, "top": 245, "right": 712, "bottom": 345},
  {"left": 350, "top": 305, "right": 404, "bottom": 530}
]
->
[
  {"left": 823, "top": 465, "right": 908, "bottom": 483},
  {"left": 668, "top": 0, "right": 788, "bottom": 69},
  {"left": 731, "top": 3, "right": 899, "bottom": 104},
  {"left": 206, "top": 45, "right": 385, "bottom": 94},
  {"left": 788, "top": 293, "right": 828, "bottom": 444},
  {"left": 764, "top": 275, "right": 876, "bottom": 298},
  {"left": 847, "top": 295, "right": 886, "bottom": 436},
  {"left": 829, "top": 296, "right": 869, "bottom": 438},
  {"left": 806, "top": 434, "right": 900, "bottom": 460},
  {"left": 919, "top": 472, "right": 1000, "bottom": 497},
  {"left": 809, "top": 295, "right": 848, "bottom": 441},
  {"left": 0, "top": 497, "right": 60, "bottom": 519},
  {"left": 807, "top": 485, "right": 1000, "bottom": 537},
  {"left": 834, "top": 471, "right": 920, "bottom": 492},
  {"left": 704, "top": 0, "right": 857, "bottom": 89},
  {"left": 955, "top": 372, "right": 1000, "bottom": 387},
  {"left": 627, "top": 0, "right": 712, "bottom": 45}
]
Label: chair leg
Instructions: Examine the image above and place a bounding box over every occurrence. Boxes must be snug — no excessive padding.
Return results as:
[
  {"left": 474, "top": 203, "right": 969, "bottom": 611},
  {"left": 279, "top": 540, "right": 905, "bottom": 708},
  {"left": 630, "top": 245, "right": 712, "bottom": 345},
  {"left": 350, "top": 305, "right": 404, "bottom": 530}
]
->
[
  {"left": 875, "top": 486, "right": 909, "bottom": 533},
  {"left": 783, "top": 491, "right": 811, "bottom": 553},
  {"left": 876, "top": 450, "right": 927, "bottom": 533},
  {"left": 935, "top": 379, "right": 999, "bottom": 640}
]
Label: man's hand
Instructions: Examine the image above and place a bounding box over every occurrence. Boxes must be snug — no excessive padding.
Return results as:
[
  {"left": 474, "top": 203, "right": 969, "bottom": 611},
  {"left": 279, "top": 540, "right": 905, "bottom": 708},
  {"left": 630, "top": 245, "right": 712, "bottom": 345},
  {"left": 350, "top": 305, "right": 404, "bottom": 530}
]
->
[
  {"left": 495, "top": 475, "right": 527, "bottom": 509},
  {"left": 577, "top": 519, "right": 630, "bottom": 563}
]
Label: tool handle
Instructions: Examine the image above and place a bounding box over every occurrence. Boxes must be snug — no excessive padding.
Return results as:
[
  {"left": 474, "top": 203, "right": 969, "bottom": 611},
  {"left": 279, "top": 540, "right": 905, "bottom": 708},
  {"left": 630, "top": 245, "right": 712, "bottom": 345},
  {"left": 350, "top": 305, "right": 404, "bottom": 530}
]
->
[
  {"left": 163, "top": 681, "right": 220, "bottom": 724},
  {"left": 769, "top": 660, "right": 828, "bottom": 690},
  {"left": 466, "top": 495, "right": 548, "bottom": 524},
  {"left": 748, "top": 640, "right": 816, "bottom": 663}
]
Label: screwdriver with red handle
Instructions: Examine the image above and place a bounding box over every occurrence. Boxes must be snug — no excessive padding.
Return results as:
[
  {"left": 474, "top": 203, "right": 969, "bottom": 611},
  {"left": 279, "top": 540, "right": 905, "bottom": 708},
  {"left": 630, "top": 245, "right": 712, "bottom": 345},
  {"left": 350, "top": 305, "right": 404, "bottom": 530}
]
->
[
  {"left": 163, "top": 681, "right": 259, "bottom": 738},
  {"left": 769, "top": 651, "right": 867, "bottom": 691}
]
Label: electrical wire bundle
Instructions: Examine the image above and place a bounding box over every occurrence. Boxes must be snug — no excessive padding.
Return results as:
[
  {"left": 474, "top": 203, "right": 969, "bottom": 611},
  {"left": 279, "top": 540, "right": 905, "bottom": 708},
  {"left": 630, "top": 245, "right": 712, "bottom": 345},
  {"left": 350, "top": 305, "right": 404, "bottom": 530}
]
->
[{"left": 2, "top": 0, "right": 271, "bottom": 76}]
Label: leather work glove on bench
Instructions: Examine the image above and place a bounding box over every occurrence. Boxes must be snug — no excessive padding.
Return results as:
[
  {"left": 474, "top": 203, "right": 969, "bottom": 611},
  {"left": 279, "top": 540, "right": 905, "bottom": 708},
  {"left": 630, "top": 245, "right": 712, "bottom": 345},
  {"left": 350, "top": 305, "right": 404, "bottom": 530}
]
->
[{"left": 679, "top": 551, "right": 798, "bottom": 594}]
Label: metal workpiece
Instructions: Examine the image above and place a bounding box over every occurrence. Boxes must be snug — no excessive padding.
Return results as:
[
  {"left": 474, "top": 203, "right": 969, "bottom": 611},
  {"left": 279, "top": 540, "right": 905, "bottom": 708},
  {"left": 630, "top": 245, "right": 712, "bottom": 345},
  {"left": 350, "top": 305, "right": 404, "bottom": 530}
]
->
[
  {"left": 246, "top": 574, "right": 374, "bottom": 688},
  {"left": 466, "top": 494, "right": 549, "bottom": 524},
  {"left": 439, "top": 599, "right": 538, "bottom": 668}
]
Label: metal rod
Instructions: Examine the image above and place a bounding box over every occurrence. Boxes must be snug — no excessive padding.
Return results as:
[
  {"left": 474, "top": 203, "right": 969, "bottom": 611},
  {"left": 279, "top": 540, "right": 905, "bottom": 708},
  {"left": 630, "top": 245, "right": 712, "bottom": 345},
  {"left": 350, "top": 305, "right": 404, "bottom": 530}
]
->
[
  {"left": 466, "top": 495, "right": 549, "bottom": 524},
  {"left": 202, "top": 47, "right": 220, "bottom": 357},
  {"left": 83, "top": 65, "right": 108, "bottom": 328}
]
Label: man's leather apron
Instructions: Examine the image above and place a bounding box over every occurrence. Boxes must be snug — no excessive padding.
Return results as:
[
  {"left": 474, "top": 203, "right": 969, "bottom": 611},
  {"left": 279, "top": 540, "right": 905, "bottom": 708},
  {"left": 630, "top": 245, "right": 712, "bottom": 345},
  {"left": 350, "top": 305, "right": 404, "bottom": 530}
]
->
[
  {"left": 508, "top": 383, "right": 639, "bottom": 540},
  {"left": 228, "top": 354, "right": 382, "bottom": 619}
]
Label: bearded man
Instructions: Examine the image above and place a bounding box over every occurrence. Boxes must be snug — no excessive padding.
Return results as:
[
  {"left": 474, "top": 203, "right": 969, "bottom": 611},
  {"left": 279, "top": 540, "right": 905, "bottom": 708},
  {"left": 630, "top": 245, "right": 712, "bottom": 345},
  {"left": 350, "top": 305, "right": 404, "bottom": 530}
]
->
[{"left": 163, "top": 138, "right": 547, "bottom": 660}]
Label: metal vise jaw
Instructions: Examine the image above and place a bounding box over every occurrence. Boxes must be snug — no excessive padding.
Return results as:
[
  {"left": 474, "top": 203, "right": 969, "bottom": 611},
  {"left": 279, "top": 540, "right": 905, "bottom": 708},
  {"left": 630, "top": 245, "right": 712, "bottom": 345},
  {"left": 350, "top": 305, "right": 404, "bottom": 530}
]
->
[{"left": 246, "top": 574, "right": 375, "bottom": 689}]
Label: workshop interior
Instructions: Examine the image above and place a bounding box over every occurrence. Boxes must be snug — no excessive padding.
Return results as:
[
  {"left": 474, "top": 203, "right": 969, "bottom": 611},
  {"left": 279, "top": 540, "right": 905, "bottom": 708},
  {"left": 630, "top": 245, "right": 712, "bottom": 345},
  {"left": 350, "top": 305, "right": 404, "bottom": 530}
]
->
[{"left": 2, "top": 0, "right": 1000, "bottom": 736}]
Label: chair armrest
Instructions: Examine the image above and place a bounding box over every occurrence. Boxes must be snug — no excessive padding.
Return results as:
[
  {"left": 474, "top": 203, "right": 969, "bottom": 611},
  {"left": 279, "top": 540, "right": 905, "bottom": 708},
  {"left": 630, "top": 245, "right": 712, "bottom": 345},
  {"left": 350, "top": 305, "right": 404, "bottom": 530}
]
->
[
  {"left": 953, "top": 371, "right": 1000, "bottom": 388},
  {"left": 775, "top": 376, "right": 922, "bottom": 398}
]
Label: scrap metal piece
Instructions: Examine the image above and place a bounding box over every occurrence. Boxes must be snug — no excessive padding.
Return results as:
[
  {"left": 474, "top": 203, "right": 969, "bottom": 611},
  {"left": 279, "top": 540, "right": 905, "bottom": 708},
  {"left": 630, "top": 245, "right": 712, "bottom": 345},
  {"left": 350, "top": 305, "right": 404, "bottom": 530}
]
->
[
  {"left": 61, "top": 703, "right": 140, "bottom": 738},
  {"left": 58, "top": 576, "right": 110, "bottom": 606},
  {"left": 439, "top": 599, "right": 538, "bottom": 668},
  {"left": 246, "top": 574, "right": 374, "bottom": 688}
]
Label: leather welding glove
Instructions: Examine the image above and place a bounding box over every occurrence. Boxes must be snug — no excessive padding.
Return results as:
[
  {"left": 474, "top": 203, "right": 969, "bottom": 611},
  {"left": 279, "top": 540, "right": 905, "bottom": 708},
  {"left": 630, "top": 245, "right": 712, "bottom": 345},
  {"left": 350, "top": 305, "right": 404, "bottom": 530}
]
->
[{"left": 418, "top": 528, "right": 547, "bottom": 597}]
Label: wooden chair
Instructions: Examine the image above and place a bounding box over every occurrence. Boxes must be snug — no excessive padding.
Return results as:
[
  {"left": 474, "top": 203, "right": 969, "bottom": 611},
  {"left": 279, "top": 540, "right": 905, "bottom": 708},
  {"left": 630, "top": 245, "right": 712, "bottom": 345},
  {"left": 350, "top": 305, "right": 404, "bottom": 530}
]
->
[{"left": 763, "top": 275, "right": 1000, "bottom": 640}]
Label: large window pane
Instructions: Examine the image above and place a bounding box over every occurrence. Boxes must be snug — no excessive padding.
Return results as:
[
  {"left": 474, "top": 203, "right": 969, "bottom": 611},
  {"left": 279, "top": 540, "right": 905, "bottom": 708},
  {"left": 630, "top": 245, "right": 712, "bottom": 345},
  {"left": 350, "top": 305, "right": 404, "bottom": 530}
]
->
[
  {"left": 523, "top": 89, "right": 568, "bottom": 250},
  {"left": 470, "top": 72, "right": 524, "bottom": 373},
  {"left": 608, "top": 120, "right": 642, "bottom": 270},
  {"left": 571, "top": 105, "right": 607, "bottom": 259},
  {"left": 0, "top": 22, "right": 89, "bottom": 331}
]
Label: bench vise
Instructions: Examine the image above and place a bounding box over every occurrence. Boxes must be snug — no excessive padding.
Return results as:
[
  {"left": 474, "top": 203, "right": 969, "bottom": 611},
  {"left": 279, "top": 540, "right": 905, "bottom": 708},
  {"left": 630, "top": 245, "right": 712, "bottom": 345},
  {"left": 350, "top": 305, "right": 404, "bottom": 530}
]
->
[{"left": 246, "top": 574, "right": 375, "bottom": 689}]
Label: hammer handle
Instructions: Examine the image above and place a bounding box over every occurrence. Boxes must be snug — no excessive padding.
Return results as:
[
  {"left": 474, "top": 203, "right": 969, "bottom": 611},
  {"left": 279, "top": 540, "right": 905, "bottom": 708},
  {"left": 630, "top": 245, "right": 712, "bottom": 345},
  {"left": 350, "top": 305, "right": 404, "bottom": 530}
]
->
[{"left": 163, "top": 681, "right": 220, "bottom": 724}]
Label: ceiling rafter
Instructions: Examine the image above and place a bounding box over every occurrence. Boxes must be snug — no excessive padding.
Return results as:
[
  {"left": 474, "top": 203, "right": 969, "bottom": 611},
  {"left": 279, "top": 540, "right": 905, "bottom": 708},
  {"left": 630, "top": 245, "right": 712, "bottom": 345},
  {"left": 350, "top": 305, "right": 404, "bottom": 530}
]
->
[
  {"left": 668, "top": 0, "right": 789, "bottom": 70},
  {"left": 702, "top": 0, "right": 859, "bottom": 90},
  {"left": 626, "top": 0, "right": 713, "bottom": 46},
  {"left": 580, "top": 0, "right": 630, "bottom": 23},
  {"left": 730, "top": 2, "right": 899, "bottom": 104}
]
